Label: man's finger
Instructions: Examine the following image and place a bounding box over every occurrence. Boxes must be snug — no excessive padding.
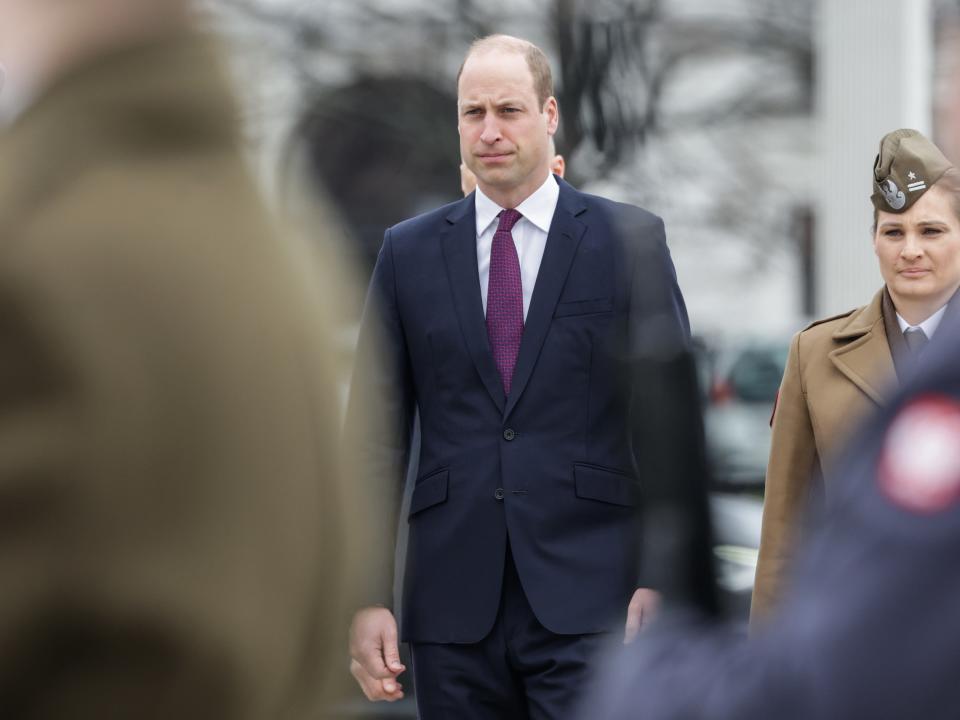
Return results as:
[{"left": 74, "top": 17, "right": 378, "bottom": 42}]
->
[
  {"left": 350, "top": 659, "right": 382, "bottom": 700},
  {"left": 624, "top": 606, "right": 642, "bottom": 645},
  {"left": 624, "top": 588, "right": 661, "bottom": 644},
  {"left": 381, "top": 617, "right": 406, "bottom": 674},
  {"left": 351, "top": 659, "right": 404, "bottom": 702},
  {"left": 381, "top": 676, "right": 404, "bottom": 697},
  {"left": 354, "top": 634, "right": 394, "bottom": 679},
  {"left": 357, "top": 640, "right": 391, "bottom": 678}
]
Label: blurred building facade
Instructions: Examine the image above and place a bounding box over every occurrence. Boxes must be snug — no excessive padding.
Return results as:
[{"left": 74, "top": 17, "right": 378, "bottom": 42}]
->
[
  {"left": 817, "top": 0, "right": 933, "bottom": 317},
  {"left": 196, "top": 0, "right": 959, "bottom": 338}
]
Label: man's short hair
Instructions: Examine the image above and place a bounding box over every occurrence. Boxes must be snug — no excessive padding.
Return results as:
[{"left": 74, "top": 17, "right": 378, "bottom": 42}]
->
[{"left": 457, "top": 34, "right": 554, "bottom": 108}]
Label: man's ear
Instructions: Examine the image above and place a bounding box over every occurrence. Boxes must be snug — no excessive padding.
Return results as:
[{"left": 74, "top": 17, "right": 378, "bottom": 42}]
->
[{"left": 543, "top": 96, "right": 559, "bottom": 134}]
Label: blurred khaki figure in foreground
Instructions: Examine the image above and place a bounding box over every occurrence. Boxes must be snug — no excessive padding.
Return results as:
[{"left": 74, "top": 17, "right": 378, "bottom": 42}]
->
[{"left": 0, "top": 1, "right": 366, "bottom": 718}]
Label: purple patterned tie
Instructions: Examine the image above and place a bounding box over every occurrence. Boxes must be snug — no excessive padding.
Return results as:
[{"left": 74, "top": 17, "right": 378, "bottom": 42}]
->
[{"left": 486, "top": 209, "right": 524, "bottom": 395}]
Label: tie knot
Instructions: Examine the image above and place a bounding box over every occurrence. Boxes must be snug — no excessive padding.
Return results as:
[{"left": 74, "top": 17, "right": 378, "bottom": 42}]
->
[
  {"left": 497, "top": 209, "right": 523, "bottom": 233},
  {"left": 904, "top": 326, "right": 929, "bottom": 355}
]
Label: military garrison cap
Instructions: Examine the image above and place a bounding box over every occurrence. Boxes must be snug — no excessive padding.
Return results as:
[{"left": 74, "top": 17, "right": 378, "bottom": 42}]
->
[{"left": 871, "top": 128, "right": 953, "bottom": 213}]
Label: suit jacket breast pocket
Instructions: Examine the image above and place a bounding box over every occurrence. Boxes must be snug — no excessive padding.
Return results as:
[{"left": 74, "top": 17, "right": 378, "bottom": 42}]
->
[{"left": 554, "top": 297, "right": 613, "bottom": 318}]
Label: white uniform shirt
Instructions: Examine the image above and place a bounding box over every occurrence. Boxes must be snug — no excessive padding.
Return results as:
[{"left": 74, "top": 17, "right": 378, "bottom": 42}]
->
[
  {"left": 896, "top": 302, "right": 949, "bottom": 338},
  {"left": 475, "top": 173, "right": 560, "bottom": 321}
]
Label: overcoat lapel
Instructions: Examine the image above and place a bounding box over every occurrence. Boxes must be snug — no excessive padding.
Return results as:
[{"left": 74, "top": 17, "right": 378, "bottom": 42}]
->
[
  {"left": 441, "top": 196, "right": 506, "bottom": 413},
  {"left": 829, "top": 291, "right": 895, "bottom": 406},
  {"left": 504, "top": 184, "right": 587, "bottom": 419}
]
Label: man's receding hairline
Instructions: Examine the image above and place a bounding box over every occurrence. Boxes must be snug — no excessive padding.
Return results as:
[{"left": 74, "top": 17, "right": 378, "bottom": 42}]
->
[
  {"left": 458, "top": 43, "right": 530, "bottom": 84},
  {"left": 467, "top": 35, "right": 536, "bottom": 59},
  {"left": 457, "top": 34, "right": 554, "bottom": 108}
]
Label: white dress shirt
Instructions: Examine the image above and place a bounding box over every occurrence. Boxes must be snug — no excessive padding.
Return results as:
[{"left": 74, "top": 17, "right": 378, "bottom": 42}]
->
[
  {"left": 475, "top": 174, "right": 560, "bottom": 321},
  {"left": 896, "top": 302, "right": 949, "bottom": 339}
]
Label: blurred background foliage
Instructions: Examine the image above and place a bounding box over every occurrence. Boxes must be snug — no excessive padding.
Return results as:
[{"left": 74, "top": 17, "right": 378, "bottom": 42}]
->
[{"left": 198, "top": 0, "right": 815, "bottom": 300}]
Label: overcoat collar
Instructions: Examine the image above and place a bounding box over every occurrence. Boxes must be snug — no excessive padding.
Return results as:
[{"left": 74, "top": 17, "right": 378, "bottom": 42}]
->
[{"left": 440, "top": 177, "right": 587, "bottom": 417}]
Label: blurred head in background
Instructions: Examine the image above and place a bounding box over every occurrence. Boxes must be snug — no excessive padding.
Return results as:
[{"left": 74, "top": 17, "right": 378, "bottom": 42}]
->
[
  {"left": 871, "top": 129, "right": 960, "bottom": 325},
  {"left": 0, "top": 0, "right": 188, "bottom": 123}
]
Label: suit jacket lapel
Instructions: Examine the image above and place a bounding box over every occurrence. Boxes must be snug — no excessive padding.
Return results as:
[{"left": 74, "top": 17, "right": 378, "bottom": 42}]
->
[
  {"left": 829, "top": 289, "right": 896, "bottom": 406},
  {"left": 504, "top": 182, "right": 587, "bottom": 418},
  {"left": 441, "top": 196, "right": 506, "bottom": 413}
]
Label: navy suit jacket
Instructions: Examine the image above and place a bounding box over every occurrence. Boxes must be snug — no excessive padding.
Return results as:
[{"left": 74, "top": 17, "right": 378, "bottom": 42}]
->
[{"left": 350, "top": 177, "right": 689, "bottom": 644}]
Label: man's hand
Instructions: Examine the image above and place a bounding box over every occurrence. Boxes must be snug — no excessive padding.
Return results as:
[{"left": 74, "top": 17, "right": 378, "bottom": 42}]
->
[
  {"left": 349, "top": 607, "right": 406, "bottom": 702},
  {"left": 624, "top": 588, "right": 661, "bottom": 644}
]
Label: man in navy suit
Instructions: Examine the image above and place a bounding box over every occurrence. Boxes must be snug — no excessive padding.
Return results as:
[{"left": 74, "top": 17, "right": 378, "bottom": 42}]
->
[{"left": 347, "top": 34, "right": 689, "bottom": 719}]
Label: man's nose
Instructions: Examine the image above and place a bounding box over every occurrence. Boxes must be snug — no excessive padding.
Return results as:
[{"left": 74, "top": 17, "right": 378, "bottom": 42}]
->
[{"left": 480, "top": 115, "right": 502, "bottom": 144}]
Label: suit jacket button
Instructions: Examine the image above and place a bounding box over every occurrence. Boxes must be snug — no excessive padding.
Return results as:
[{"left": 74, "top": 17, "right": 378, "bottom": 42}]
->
[
  {"left": 503, "top": 428, "right": 516, "bottom": 441},
  {"left": 494, "top": 488, "right": 505, "bottom": 500}
]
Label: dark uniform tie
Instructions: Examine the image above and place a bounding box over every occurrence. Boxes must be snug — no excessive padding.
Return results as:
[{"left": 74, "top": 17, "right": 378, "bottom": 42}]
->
[{"left": 903, "top": 327, "right": 929, "bottom": 357}]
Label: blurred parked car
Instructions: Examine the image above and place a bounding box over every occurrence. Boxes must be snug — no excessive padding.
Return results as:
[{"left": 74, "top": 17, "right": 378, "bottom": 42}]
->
[
  {"left": 710, "top": 491, "right": 762, "bottom": 624},
  {"left": 703, "top": 338, "right": 789, "bottom": 490}
]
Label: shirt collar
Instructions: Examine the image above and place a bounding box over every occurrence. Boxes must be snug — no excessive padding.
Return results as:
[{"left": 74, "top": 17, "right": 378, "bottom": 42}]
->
[
  {"left": 474, "top": 173, "right": 560, "bottom": 236},
  {"left": 896, "top": 302, "right": 949, "bottom": 338}
]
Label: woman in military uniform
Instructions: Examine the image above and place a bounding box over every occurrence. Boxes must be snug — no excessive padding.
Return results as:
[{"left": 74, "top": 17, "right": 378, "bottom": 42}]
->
[{"left": 751, "top": 129, "right": 960, "bottom": 624}]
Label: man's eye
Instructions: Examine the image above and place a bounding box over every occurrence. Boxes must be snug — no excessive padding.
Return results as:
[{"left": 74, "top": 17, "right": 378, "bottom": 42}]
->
[
  {"left": 884, "top": 229, "right": 903, "bottom": 237},
  {"left": 501, "top": 107, "right": 519, "bottom": 113},
  {"left": 923, "top": 227, "right": 943, "bottom": 236}
]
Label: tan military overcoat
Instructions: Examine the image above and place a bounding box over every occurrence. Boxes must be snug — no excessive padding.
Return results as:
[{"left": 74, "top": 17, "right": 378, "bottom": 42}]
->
[
  {"left": 0, "top": 32, "right": 363, "bottom": 718},
  {"left": 751, "top": 289, "right": 898, "bottom": 624}
]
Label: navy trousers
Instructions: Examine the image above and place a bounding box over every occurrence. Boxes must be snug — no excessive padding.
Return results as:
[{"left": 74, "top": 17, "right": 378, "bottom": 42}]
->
[{"left": 410, "top": 545, "right": 614, "bottom": 719}]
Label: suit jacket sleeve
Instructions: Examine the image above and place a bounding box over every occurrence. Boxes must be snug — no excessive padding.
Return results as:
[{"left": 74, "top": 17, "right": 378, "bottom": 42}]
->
[
  {"left": 344, "top": 228, "right": 416, "bottom": 608},
  {"left": 624, "top": 215, "right": 705, "bottom": 594},
  {"left": 626, "top": 216, "right": 691, "bottom": 353},
  {"left": 751, "top": 330, "right": 818, "bottom": 625}
]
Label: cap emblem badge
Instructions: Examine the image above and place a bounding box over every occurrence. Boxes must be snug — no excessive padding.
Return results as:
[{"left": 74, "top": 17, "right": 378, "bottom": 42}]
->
[{"left": 881, "top": 178, "right": 906, "bottom": 210}]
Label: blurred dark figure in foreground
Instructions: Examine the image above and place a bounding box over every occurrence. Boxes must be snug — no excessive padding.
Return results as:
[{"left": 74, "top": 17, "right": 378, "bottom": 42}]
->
[
  {"left": 581, "top": 31, "right": 960, "bottom": 720},
  {"left": 585, "top": 306, "right": 960, "bottom": 720},
  {"left": 584, "top": 122, "right": 960, "bottom": 720},
  {"left": 0, "top": 1, "right": 361, "bottom": 717}
]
